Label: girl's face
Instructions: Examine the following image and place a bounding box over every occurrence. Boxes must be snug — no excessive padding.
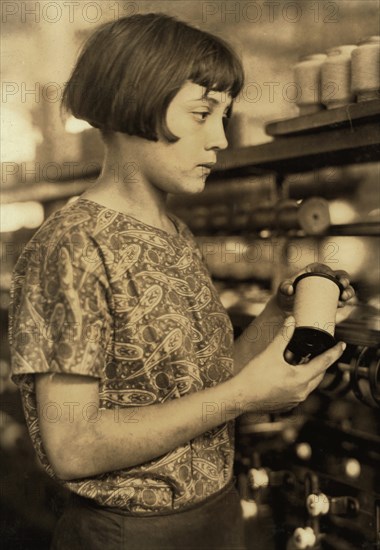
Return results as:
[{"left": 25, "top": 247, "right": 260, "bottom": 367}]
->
[{"left": 134, "top": 81, "right": 232, "bottom": 195}]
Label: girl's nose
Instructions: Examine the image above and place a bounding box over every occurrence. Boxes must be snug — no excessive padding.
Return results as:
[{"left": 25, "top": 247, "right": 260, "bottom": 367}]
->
[{"left": 205, "top": 118, "right": 229, "bottom": 151}]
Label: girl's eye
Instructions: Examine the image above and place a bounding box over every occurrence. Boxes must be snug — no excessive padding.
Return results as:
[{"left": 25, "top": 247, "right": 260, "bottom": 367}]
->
[{"left": 192, "top": 111, "right": 210, "bottom": 122}]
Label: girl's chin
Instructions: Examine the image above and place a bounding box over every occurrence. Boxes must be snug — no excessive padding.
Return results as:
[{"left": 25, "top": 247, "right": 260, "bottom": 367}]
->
[{"left": 170, "top": 180, "right": 206, "bottom": 195}]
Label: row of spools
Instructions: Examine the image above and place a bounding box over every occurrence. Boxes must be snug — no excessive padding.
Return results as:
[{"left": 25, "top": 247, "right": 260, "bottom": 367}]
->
[{"left": 293, "top": 36, "right": 380, "bottom": 114}]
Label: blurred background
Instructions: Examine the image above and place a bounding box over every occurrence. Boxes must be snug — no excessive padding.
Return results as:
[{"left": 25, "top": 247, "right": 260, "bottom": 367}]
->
[{"left": 1, "top": 1, "right": 379, "bottom": 549}]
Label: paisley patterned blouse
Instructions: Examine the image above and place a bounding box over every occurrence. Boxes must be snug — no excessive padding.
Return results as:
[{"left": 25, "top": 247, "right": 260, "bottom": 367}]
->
[{"left": 9, "top": 197, "right": 236, "bottom": 514}]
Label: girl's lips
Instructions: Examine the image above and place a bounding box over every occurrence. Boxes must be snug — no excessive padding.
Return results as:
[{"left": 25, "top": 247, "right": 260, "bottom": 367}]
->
[
  {"left": 197, "top": 163, "right": 215, "bottom": 175},
  {"left": 197, "top": 162, "right": 216, "bottom": 169},
  {"left": 196, "top": 165, "right": 211, "bottom": 176}
]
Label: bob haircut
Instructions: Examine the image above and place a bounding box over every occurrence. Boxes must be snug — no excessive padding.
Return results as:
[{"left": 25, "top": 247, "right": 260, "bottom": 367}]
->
[{"left": 62, "top": 13, "right": 244, "bottom": 142}]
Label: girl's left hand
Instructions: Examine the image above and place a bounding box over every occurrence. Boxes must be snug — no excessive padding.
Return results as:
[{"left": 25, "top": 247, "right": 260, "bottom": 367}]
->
[{"left": 276, "top": 262, "right": 356, "bottom": 315}]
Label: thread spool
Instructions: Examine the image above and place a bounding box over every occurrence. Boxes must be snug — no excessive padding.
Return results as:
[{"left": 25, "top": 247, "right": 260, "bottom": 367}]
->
[
  {"left": 293, "top": 53, "right": 327, "bottom": 115},
  {"left": 251, "top": 198, "right": 330, "bottom": 235},
  {"left": 352, "top": 36, "right": 380, "bottom": 102},
  {"left": 297, "top": 197, "right": 331, "bottom": 235},
  {"left": 284, "top": 272, "right": 343, "bottom": 365},
  {"left": 321, "top": 45, "right": 357, "bottom": 109}
]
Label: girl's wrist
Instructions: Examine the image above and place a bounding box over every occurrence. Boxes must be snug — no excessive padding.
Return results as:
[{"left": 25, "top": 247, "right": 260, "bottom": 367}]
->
[
  {"left": 229, "top": 369, "right": 250, "bottom": 411},
  {"left": 231, "top": 356, "right": 270, "bottom": 415}
]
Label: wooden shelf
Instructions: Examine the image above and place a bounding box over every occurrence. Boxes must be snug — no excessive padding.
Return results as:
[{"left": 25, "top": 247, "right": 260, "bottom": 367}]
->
[
  {"left": 265, "top": 100, "right": 380, "bottom": 137},
  {"left": 212, "top": 104, "right": 380, "bottom": 177},
  {"left": 328, "top": 222, "right": 380, "bottom": 237}
]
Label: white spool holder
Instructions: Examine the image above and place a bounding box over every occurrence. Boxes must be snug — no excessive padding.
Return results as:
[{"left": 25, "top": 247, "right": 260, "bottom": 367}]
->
[
  {"left": 306, "top": 493, "right": 330, "bottom": 516},
  {"left": 292, "top": 527, "right": 317, "bottom": 549},
  {"left": 248, "top": 468, "right": 269, "bottom": 490}
]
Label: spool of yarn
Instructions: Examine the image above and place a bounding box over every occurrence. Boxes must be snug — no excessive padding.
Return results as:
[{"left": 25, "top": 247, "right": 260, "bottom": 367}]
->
[
  {"left": 284, "top": 272, "right": 343, "bottom": 365},
  {"left": 352, "top": 36, "right": 380, "bottom": 101},
  {"left": 293, "top": 53, "right": 327, "bottom": 115},
  {"left": 321, "top": 45, "right": 357, "bottom": 109}
]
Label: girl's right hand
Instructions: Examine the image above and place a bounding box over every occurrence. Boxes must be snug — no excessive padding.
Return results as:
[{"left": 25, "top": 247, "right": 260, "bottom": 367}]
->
[{"left": 236, "top": 316, "right": 346, "bottom": 414}]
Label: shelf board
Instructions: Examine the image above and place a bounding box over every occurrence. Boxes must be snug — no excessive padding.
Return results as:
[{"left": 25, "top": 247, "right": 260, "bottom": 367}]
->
[
  {"left": 328, "top": 222, "right": 380, "bottom": 237},
  {"left": 212, "top": 120, "right": 380, "bottom": 176},
  {"left": 265, "top": 99, "right": 380, "bottom": 137},
  {"left": 185, "top": 222, "right": 380, "bottom": 238}
]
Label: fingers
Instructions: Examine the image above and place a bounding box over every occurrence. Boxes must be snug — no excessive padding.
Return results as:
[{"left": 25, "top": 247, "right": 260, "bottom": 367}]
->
[
  {"left": 340, "top": 285, "right": 354, "bottom": 299},
  {"left": 305, "top": 266, "right": 354, "bottom": 301},
  {"left": 338, "top": 285, "right": 356, "bottom": 307},
  {"left": 282, "top": 265, "right": 355, "bottom": 304},
  {"left": 279, "top": 279, "right": 294, "bottom": 296},
  {"left": 334, "top": 270, "right": 350, "bottom": 288},
  {"left": 308, "top": 341, "right": 346, "bottom": 377},
  {"left": 334, "top": 270, "right": 356, "bottom": 303}
]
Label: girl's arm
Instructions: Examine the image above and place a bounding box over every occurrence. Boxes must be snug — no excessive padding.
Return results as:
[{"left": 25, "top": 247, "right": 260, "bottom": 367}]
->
[
  {"left": 232, "top": 296, "right": 285, "bottom": 375},
  {"left": 35, "top": 318, "right": 344, "bottom": 481}
]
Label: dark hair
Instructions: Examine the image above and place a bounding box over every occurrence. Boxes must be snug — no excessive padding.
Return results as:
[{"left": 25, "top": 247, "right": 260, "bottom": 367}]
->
[{"left": 62, "top": 13, "right": 244, "bottom": 142}]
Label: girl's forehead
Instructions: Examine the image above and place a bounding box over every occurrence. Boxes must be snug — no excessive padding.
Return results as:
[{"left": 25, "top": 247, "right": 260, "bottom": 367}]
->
[{"left": 175, "top": 81, "right": 233, "bottom": 107}]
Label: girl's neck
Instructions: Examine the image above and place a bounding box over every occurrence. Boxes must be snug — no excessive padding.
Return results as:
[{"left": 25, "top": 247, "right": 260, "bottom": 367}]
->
[{"left": 80, "top": 144, "right": 176, "bottom": 235}]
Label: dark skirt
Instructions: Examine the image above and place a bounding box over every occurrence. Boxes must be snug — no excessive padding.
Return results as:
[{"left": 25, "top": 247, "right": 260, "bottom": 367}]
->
[{"left": 50, "top": 479, "right": 247, "bottom": 550}]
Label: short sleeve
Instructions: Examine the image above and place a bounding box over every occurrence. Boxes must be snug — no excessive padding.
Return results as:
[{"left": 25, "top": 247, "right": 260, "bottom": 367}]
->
[{"left": 9, "top": 232, "right": 113, "bottom": 386}]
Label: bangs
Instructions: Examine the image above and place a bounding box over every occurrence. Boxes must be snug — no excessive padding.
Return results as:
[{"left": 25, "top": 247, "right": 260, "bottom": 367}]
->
[
  {"left": 62, "top": 13, "right": 245, "bottom": 142},
  {"left": 189, "top": 38, "right": 244, "bottom": 99}
]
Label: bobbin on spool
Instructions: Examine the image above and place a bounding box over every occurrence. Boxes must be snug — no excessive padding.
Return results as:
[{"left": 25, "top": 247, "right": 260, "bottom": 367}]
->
[
  {"left": 351, "top": 36, "right": 380, "bottom": 102},
  {"left": 321, "top": 45, "right": 357, "bottom": 109},
  {"left": 249, "top": 198, "right": 330, "bottom": 235},
  {"left": 284, "top": 272, "right": 343, "bottom": 365},
  {"left": 293, "top": 53, "right": 327, "bottom": 115}
]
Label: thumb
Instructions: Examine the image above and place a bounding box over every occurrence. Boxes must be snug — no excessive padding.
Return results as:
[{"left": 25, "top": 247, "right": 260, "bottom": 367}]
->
[
  {"left": 273, "top": 316, "right": 296, "bottom": 352},
  {"left": 309, "top": 341, "right": 346, "bottom": 378}
]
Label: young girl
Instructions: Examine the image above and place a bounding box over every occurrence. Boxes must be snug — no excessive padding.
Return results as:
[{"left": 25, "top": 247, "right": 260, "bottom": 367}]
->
[{"left": 9, "top": 13, "right": 354, "bottom": 550}]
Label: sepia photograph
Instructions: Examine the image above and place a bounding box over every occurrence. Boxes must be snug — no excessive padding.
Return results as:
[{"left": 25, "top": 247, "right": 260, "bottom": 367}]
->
[{"left": 1, "top": 1, "right": 379, "bottom": 548}]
